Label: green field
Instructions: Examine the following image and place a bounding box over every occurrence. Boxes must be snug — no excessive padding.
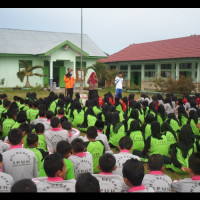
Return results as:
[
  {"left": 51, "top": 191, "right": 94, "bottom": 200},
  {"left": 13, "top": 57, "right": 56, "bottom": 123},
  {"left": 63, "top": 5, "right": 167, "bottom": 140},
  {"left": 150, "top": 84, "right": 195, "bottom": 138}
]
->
[{"left": 0, "top": 87, "right": 190, "bottom": 183}]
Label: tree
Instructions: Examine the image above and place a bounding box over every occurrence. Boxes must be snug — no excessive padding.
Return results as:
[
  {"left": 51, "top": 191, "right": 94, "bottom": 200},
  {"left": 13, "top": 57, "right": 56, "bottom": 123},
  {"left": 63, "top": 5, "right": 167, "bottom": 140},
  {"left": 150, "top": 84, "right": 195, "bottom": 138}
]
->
[
  {"left": 105, "top": 69, "right": 119, "bottom": 87},
  {"left": 17, "top": 61, "right": 45, "bottom": 87},
  {"left": 86, "top": 62, "right": 108, "bottom": 87}
]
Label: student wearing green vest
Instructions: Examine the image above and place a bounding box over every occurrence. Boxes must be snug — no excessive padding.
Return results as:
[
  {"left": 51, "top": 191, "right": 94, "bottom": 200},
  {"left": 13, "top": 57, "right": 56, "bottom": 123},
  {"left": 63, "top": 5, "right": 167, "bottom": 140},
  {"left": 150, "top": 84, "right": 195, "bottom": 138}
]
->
[
  {"left": 29, "top": 101, "right": 39, "bottom": 122},
  {"left": 187, "top": 110, "right": 200, "bottom": 136},
  {"left": 148, "top": 102, "right": 157, "bottom": 119},
  {"left": 35, "top": 123, "right": 48, "bottom": 152},
  {"left": 92, "top": 98, "right": 102, "bottom": 116},
  {"left": 26, "top": 101, "right": 34, "bottom": 122},
  {"left": 133, "top": 101, "right": 144, "bottom": 124},
  {"left": 127, "top": 99, "right": 134, "bottom": 118},
  {"left": 22, "top": 99, "right": 30, "bottom": 112},
  {"left": 166, "top": 125, "right": 195, "bottom": 174},
  {"left": 157, "top": 104, "right": 167, "bottom": 126},
  {"left": 39, "top": 140, "right": 75, "bottom": 180},
  {"left": 26, "top": 133, "right": 43, "bottom": 172},
  {"left": 141, "top": 121, "right": 170, "bottom": 164},
  {"left": 141, "top": 100, "right": 149, "bottom": 119},
  {"left": 11, "top": 111, "right": 27, "bottom": 129},
  {"left": 161, "top": 121, "right": 178, "bottom": 153},
  {"left": 96, "top": 103, "right": 108, "bottom": 123},
  {"left": 2, "top": 109, "right": 17, "bottom": 139},
  {"left": 18, "top": 122, "right": 31, "bottom": 149},
  {"left": 177, "top": 105, "right": 188, "bottom": 128},
  {"left": 126, "top": 109, "right": 142, "bottom": 131},
  {"left": 84, "top": 126, "right": 105, "bottom": 174},
  {"left": 167, "top": 113, "right": 181, "bottom": 134},
  {"left": 107, "top": 111, "right": 126, "bottom": 148},
  {"left": 114, "top": 96, "right": 124, "bottom": 115},
  {"left": 141, "top": 113, "right": 155, "bottom": 141},
  {"left": 78, "top": 107, "right": 97, "bottom": 133},
  {"left": 0, "top": 99, "right": 11, "bottom": 124},
  {"left": 71, "top": 101, "right": 84, "bottom": 128},
  {"left": 127, "top": 120, "right": 145, "bottom": 152}
]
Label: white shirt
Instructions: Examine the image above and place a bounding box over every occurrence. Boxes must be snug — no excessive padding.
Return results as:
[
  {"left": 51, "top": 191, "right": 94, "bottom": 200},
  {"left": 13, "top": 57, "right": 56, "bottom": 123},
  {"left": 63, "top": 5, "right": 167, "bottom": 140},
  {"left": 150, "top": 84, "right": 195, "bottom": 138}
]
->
[{"left": 115, "top": 76, "right": 123, "bottom": 89}]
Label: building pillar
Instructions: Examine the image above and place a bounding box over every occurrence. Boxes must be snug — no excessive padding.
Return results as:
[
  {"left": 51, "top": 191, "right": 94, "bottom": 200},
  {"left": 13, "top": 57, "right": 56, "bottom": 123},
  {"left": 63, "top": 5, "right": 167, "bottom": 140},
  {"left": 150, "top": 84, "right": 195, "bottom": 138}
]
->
[
  {"left": 127, "top": 64, "right": 131, "bottom": 87},
  {"left": 157, "top": 63, "right": 161, "bottom": 77},
  {"left": 49, "top": 59, "right": 53, "bottom": 91},
  {"left": 191, "top": 61, "right": 195, "bottom": 80},
  {"left": 175, "top": 62, "right": 179, "bottom": 80},
  {"left": 141, "top": 63, "right": 145, "bottom": 80},
  {"left": 197, "top": 61, "right": 200, "bottom": 83}
]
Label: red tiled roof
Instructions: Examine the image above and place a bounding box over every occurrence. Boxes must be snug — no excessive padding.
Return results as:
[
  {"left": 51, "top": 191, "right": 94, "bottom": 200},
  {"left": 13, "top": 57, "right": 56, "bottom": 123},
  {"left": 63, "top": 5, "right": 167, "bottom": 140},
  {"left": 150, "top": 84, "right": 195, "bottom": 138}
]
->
[{"left": 99, "top": 35, "right": 200, "bottom": 63}]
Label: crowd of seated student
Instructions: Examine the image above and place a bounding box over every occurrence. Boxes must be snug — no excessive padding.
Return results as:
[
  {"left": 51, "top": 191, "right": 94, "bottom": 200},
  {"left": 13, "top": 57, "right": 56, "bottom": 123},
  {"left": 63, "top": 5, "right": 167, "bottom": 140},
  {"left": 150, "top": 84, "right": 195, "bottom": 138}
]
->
[{"left": 0, "top": 91, "right": 200, "bottom": 192}]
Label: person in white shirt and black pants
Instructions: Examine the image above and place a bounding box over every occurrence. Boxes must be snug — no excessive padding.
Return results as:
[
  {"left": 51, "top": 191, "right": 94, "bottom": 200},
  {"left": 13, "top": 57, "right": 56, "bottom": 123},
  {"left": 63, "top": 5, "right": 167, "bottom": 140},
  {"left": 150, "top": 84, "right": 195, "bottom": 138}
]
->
[{"left": 115, "top": 72, "right": 123, "bottom": 98}]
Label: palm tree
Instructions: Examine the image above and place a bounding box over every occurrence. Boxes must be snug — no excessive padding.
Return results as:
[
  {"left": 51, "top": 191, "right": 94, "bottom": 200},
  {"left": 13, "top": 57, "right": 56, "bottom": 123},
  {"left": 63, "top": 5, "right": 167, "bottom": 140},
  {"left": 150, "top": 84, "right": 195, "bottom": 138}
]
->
[{"left": 17, "top": 61, "right": 45, "bottom": 87}]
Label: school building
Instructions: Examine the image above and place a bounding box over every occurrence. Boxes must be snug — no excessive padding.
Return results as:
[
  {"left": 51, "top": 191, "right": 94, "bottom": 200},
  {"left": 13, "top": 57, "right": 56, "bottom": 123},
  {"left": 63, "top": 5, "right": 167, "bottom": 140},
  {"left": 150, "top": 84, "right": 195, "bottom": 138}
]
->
[
  {"left": 100, "top": 35, "right": 200, "bottom": 91},
  {"left": 0, "top": 28, "right": 107, "bottom": 89}
]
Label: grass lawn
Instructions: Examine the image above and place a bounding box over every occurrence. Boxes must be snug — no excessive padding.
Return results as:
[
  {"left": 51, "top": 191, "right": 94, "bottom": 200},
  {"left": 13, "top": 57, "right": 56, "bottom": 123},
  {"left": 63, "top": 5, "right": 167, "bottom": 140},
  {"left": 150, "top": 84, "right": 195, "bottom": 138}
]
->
[{"left": 0, "top": 87, "right": 190, "bottom": 182}]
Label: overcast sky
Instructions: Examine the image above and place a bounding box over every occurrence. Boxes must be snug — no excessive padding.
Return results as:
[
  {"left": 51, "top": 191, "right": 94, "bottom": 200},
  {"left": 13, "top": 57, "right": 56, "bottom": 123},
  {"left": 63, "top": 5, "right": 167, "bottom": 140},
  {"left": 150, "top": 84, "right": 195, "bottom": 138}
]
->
[{"left": 0, "top": 8, "right": 200, "bottom": 55}]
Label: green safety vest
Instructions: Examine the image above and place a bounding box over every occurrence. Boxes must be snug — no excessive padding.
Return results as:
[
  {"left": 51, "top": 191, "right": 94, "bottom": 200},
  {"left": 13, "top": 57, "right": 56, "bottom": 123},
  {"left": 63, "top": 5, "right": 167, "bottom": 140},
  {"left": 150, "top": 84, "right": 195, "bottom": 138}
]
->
[
  {"left": 26, "top": 147, "right": 43, "bottom": 171},
  {"left": 37, "top": 134, "right": 47, "bottom": 152},
  {"left": 144, "top": 124, "right": 152, "bottom": 140},
  {"left": 130, "top": 130, "right": 144, "bottom": 152},
  {"left": 157, "top": 114, "right": 165, "bottom": 126},
  {"left": 38, "top": 158, "right": 75, "bottom": 180},
  {"left": 163, "top": 131, "right": 177, "bottom": 152},
  {"left": 2, "top": 118, "right": 15, "bottom": 139},
  {"left": 22, "top": 105, "right": 29, "bottom": 112},
  {"left": 190, "top": 119, "right": 200, "bottom": 136},
  {"left": 86, "top": 141, "right": 104, "bottom": 174},
  {"left": 179, "top": 115, "right": 188, "bottom": 128},
  {"left": 149, "top": 135, "right": 168, "bottom": 156},
  {"left": 93, "top": 106, "right": 102, "bottom": 116},
  {"left": 127, "top": 107, "right": 132, "bottom": 118},
  {"left": 48, "top": 100, "right": 57, "bottom": 114},
  {"left": 87, "top": 114, "right": 97, "bottom": 127},
  {"left": 109, "top": 123, "right": 126, "bottom": 147},
  {"left": 29, "top": 109, "right": 39, "bottom": 122},
  {"left": 127, "top": 118, "right": 134, "bottom": 131},
  {"left": 0, "top": 107, "right": 7, "bottom": 123},
  {"left": 143, "top": 106, "right": 149, "bottom": 118},
  {"left": 26, "top": 108, "right": 33, "bottom": 120},
  {"left": 116, "top": 104, "right": 123, "bottom": 114},
  {"left": 169, "top": 119, "right": 180, "bottom": 133},
  {"left": 11, "top": 121, "right": 22, "bottom": 129},
  {"left": 72, "top": 109, "right": 84, "bottom": 127},
  {"left": 138, "top": 109, "right": 144, "bottom": 124}
]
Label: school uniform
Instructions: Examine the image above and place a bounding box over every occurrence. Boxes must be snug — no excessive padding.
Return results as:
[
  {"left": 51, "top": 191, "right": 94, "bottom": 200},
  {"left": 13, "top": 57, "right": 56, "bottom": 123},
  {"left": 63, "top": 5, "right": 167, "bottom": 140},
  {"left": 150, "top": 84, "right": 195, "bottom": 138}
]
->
[
  {"left": 68, "top": 128, "right": 80, "bottom": 143},
  {"left": 44, "top": 128, "right": 69, "bottom": 154},
  {"left": 0, "top": 140, "right": 10, "bottom": 154},
  {"left": 142, "top": 171, "right": 172, "bottom": 192},
  {"left": 113, "top": 150, "right": 141, "bottom": 177},
  {"left": 35, "top": 177, "right": 76, "bottom": 192},
  {"left": 42, "top": 119, "right": 52, "bottom": 131},
  {"left": 164, "top": 103, "right": 175, "bottom": 115},
  {"left": 2, "top": 145, "right": 38, "bottom": 183},
  {"left": 0, "top": 170, "right": 14, "bottom": 192},
  {"left": 93, "top": 172, "right": 127, "bottom": 192},
  {"left": 172, "top": 176, "right": 200, "bottom": 192},
  {"left": 68, "top": 152, "right": 93, "bottom": 180},
  {"left": 30, "top": 117, "right": 47, "bottom": 126}
]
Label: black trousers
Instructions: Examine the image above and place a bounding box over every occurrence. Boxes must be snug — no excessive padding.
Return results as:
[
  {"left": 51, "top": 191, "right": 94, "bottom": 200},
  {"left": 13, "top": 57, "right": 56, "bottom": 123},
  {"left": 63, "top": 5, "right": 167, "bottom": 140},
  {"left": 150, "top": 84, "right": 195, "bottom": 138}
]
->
[{"left": 66, "top": 88, "right": 74, "bottom": 99}]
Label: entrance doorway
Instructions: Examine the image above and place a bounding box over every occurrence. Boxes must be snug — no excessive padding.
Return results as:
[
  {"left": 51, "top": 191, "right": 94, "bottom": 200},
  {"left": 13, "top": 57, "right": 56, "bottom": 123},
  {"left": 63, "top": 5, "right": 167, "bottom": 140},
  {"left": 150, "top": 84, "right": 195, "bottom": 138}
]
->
[{"left": 131, "top": 72, "right": 141, "bottom": 88}]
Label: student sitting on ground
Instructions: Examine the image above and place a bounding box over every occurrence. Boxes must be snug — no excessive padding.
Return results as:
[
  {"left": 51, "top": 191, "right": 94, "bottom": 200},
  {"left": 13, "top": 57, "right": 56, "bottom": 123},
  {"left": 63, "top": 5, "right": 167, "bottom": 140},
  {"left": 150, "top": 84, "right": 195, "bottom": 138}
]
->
[
  {"left": 79, "top": 121, "right": 112, "bottom": 154},
  {"left": 107, "top": 111, "right": 126, "bottom": 149},
  {"left": 0, "top": 153, "right": 14, "bottom": 192},
  {"left": 35, "top": 123, "right": 48, "bottom": 153},
  {"left": 2, "top": 128, "right": 38, "bottom": 183},
  {"left": 93, "top": 153, "right": 126, "bottom": 193},
  {"left": 113, "top": 136, "right": 141, "bottom": 177},
  {"left": 122, "top": 158, "right": 154, "bottom": 192},
  {"left": 44, "top": 117, "right": 69, "bottom": 154},
  {"left": 126, "top": 108, "right": 142, "bottom": 131},
  {"left": 26, "top": 133, "right": 43, "bottom": 172},
  {"left": 187, "top": 110, "right": 200, "bottom": 136},
  {"left": 61, "top": 120, "right": 80, "bottom": 143},
  {"left": 30, "top": 109, "right": 47, "bottom": 126},
  {"left": 35, "top": 153, "right": 76, "bottom": 192},
  {"left": 139, "top": 121, "right": 170, "bottom": 164},
  {"left": 11, "top": 111, "right": 27, "bottom": 129},
  {"left": 156, "top": 104, "right": 167, "bottom": 126},
  {"left": 166, "top": 125, "right": 195, "bottom": 175},
  {"left": 18, "top": 122, "right": 31, "bottom": 149},
  {"left": 142, "top": 154, "right": 172, "bottom": 192},
  {"left": 39, "top": 140, "right": 75, "bottom": 180},
  {"left": 68, "top": 138, "right": 93, "bottom": 179},
  {"left": 75, "top": 173, "right": 100, "bottom": 193},
  {"left": 127, "top": 120, "right": 145, "bottom": 153},
  {"left": 29, "top": 101, "right": 40, "bottom": 122},
  {"left": 166, "top": 113, "right": 181, "bottom": 135},
  {"left": 83, "top": 126, "right": 105, "bottom": 174},
  {"left": 177, "top": 105, "right": 188, "bottom": 128},
  {"left": 2, "top": 109, "right": 17, "bottom": 139},
  {"left": 172, "top": 152, "right": 200, "bottom": 192},
  {"left": 42, "top": 111, "right": 54, "bottom": 131}
]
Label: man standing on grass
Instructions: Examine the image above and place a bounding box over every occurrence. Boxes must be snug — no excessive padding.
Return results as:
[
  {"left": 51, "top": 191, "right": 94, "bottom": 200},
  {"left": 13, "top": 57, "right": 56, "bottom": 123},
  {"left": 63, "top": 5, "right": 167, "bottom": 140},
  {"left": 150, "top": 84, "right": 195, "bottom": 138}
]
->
[
  {"left": 115, "top": 72, "right": 123, "bottom": 98},
  {"left": 64, "top": 68, "right": 75, "bottom": 99}
]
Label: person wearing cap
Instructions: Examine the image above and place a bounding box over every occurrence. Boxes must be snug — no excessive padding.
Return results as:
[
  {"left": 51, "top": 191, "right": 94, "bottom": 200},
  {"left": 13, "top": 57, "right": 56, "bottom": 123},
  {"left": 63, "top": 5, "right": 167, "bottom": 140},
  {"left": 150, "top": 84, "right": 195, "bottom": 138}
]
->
[{"left": 64, "top": 68, "right": 75, "bottom": 99}]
